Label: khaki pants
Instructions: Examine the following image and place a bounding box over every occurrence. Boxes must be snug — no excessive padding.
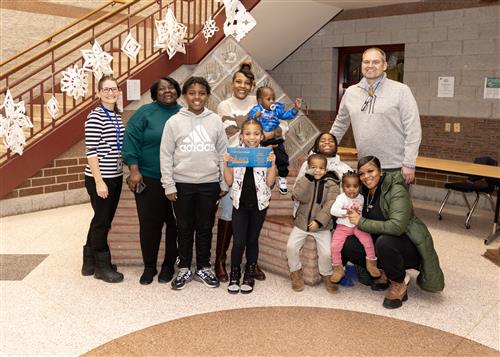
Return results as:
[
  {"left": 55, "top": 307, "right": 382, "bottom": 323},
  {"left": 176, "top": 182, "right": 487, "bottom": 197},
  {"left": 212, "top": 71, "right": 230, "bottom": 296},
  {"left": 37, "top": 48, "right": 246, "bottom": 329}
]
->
[{"left": 286, "top": 226, "right": 333, "bottom": 276}]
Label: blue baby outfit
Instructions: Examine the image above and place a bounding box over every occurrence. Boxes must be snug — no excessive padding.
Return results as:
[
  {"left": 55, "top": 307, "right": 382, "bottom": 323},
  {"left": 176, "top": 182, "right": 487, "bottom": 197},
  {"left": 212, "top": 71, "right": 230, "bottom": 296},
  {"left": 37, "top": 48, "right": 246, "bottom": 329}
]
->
[{"left": 248, "top": 102, "right": 298, "bottom": 132}]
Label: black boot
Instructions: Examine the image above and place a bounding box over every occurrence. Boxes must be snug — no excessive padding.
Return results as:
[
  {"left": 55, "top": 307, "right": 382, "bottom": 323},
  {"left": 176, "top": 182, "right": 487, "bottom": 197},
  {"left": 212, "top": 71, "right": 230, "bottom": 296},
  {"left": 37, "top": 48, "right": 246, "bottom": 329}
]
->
[
  {"left": 240, "top": 263, "right": 256, "bottom": 294},
  {"left": 158, "top": 264, "right": 175, "bottom": 283},
  {"left": 94, "top": 251, "right": 124, "bottom": 283},
  {"left": 140, "top": 267, "right": 158, "bottom": 285},
  {"left": 227, "top": 266, "right": 241, "bottom": 294},
  {"left": 215, "top": 219, "right": 233, "bottom": 282},
  {"left": 81, "top": 245, "right": 95, "bottom": 276}
]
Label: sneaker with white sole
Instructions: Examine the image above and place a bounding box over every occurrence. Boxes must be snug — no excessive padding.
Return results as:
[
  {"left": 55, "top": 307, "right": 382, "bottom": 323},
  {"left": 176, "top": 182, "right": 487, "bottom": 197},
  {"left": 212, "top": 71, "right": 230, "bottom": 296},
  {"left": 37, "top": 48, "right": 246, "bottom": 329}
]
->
[
  {"left": 194, "top": 267, "right": 220, "bottom": 288},
  {"left": 278, "top": 177, "right": 288, "bottom": 194},
  {"left": 171, "top": 268, "right": 192, "bottom": 290}
]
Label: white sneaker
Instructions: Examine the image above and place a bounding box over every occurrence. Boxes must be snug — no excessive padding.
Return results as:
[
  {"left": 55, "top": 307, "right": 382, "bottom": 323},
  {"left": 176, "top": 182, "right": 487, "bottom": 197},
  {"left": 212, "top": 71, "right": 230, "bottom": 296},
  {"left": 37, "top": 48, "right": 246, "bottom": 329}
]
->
[{"left": 278, "top": 177, "right": 288, "bottom": 194}]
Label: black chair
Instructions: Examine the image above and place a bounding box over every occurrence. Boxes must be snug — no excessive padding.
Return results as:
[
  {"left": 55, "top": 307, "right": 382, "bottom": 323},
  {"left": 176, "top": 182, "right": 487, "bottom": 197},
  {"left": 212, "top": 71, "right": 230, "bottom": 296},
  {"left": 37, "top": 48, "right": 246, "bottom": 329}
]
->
[{"left": 438, "top": 156, "right": 498, "bottom": 229}]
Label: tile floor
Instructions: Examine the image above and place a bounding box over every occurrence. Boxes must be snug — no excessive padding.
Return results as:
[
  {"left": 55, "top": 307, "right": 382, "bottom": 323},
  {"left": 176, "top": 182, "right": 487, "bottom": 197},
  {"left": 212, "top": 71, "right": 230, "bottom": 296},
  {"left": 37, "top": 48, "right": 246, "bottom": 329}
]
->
[{"left": 1, "top": 200, "right": 499, "bottom": 356}]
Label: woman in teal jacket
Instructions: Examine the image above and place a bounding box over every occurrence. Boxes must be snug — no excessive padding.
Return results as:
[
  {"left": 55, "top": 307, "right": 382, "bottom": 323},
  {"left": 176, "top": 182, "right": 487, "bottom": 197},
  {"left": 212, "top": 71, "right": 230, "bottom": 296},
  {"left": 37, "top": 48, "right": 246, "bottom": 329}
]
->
[
  {"left": 343, "top": 156, "right": 444, "bottom": 309},
  {"left": 122, "top": 77, "right": 182, "bottom": 285}
]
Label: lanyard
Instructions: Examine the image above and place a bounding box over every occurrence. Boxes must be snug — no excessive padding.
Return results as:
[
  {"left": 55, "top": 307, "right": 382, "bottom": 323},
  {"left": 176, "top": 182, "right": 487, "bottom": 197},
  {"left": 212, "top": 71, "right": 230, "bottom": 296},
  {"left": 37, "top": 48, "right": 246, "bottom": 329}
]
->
[
  {"left": 100, "top": 104, "right": 121, "bottom": 152},
  {"left": 368, "top": 79, "right": 382, "bottom": 97}
]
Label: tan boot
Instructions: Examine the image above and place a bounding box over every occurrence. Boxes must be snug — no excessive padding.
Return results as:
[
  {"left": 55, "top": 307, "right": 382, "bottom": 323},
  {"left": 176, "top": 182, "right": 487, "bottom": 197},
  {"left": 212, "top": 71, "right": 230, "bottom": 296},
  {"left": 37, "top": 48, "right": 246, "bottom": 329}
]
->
[
  {"left": 322, "top": 275, "right": 339, "bottom": 294},
  {"left": 365, "top": 257, "right": 381, "bottom": 278},
  {"left": 371, "top": 269, "right": 389, "bottom": 291},
  {"left": 383, "top": 280, "right": 408, "bottom": 309},
  {"left": 290, "top": 269, "right": 304, "bottom": 292},
  {"left": 329, "top": 265, "right": 345, "bottom": 283}
]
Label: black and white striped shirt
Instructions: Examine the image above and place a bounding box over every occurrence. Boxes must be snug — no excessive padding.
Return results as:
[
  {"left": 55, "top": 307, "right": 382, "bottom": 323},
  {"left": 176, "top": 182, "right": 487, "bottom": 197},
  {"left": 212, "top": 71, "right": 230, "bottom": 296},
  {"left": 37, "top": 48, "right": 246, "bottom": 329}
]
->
[{"left": 85, "top": 106, "right": 125, "bottom": 178}]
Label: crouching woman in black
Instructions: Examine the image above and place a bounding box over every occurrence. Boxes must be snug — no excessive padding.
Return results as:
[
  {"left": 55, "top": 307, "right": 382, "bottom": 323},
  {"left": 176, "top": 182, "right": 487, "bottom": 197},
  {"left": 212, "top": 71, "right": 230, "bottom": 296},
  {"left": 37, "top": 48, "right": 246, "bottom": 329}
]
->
[{"left": 342, "top": 156, "right": 444, "bottom": 309}]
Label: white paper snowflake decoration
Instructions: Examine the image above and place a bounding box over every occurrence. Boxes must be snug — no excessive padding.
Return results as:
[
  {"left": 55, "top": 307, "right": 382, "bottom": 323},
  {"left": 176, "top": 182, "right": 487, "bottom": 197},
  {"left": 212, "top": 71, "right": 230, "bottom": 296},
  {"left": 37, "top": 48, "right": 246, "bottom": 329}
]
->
[
  {"left": 0, "top": 89, "right": 33, "bottom": 155},
  {"left": 202, "top": 16, "right": 219, "bottom": 43},
  {"left": 154, "top": 8, "right": 187, "bottom": 59},
  {"left": 223, "top": 0, "right": 256, "bottom": 42},
  {"left": 60, "top": 64, "right": 88, "bottom": 100},
  {"left": 121, "top": 32, "right": 141, "bottom": 61},
  {"left": 81, "top": 40, "right": 113, "bottom": 80},
  {"left": 46, "top": 95, "right": 59, "bottom": 120}
]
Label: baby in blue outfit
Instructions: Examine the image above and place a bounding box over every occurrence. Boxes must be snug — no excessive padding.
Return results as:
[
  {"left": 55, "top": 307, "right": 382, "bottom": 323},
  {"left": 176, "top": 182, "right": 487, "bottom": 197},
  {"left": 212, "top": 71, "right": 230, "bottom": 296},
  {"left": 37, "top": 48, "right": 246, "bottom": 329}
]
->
[{"left": 248, "top": 86, "right": 302, "bottom": 194}]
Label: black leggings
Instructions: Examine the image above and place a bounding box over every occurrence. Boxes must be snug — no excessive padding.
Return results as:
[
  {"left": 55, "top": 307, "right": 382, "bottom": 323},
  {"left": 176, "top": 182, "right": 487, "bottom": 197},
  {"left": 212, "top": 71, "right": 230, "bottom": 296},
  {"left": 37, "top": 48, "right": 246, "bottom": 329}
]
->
[
  {"left": 341, "top": 234, "right": 421, "bottom": 283},
  {"left": 134, "top": 176, "right": 178, "bottom": 269},
  {"left": 85, "top": 175, "right": 122, "bottom": 252},
  {"left": 231, "top": 206, "right": 267, "bottom": 266}
]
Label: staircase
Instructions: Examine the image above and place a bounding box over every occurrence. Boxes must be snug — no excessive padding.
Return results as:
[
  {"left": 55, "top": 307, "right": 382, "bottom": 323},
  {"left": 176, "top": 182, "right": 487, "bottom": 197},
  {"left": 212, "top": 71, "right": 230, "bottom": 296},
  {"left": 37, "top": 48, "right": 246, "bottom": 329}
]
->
[{"left": 0, "top": 0, "right": 259, "bottom": 198}]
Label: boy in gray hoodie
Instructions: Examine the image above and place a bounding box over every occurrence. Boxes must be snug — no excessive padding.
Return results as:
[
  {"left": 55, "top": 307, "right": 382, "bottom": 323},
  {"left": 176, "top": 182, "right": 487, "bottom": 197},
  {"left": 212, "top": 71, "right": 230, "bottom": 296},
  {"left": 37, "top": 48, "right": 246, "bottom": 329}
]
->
[{"left": 160, "top": 77, "right": 228, "bottom": 290}]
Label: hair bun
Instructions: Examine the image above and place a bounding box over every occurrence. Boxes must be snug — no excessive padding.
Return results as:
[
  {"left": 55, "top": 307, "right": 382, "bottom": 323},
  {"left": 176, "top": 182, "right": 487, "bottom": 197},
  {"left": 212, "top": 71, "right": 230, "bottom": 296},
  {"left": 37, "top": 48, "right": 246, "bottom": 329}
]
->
[{"left": 240, "top": 61, "right": 252, "bottom": 71}]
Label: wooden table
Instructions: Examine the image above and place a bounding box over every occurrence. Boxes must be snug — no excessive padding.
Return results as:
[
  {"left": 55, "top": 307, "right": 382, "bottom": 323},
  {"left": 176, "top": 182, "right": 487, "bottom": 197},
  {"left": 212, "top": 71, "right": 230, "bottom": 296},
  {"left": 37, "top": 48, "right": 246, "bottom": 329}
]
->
[{"left": 337, "top": 148, "right": 500, "bottom": 246}]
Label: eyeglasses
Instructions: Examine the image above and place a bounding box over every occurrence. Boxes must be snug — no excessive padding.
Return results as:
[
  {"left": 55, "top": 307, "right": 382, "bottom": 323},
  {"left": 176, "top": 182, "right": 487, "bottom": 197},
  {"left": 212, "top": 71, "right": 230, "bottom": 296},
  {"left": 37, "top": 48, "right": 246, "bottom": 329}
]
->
[{"left": 101, "top": 87, "right": 119, "bottom": 94}]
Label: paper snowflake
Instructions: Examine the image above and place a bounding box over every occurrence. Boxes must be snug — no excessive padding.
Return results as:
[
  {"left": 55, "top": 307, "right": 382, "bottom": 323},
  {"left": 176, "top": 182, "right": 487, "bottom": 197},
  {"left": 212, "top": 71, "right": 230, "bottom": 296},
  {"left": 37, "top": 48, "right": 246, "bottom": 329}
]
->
[
  {"left": 0, "top": 89, "right": 33, "bottom": 155},
  {"left": 81, "top": 40, "right": 113, "bottom": 80},
  {"left": 222, "top": 0, "right": 256, "bottom": 42},
  {"left": 60, "top": 64, "right": 89, "bottom": 100},
  {"left": 154, "top": 8, "right": 187, "bottom": 59},
  {"left": 46, "top": 95, "right": 59, "bottom": 119},
  {"left": 202, "top": 16, "right": 219, "bottom": 43},
  {"left": 121, "top": 32, "right": 141, "bottom": 61}
]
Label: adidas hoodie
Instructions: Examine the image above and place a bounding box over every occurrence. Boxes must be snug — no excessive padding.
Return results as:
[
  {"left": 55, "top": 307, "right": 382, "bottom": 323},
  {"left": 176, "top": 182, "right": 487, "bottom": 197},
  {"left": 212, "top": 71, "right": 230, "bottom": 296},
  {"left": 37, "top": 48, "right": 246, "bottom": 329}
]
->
[{"left": 160, "top": 107, "right": 228, "bottom": 195}]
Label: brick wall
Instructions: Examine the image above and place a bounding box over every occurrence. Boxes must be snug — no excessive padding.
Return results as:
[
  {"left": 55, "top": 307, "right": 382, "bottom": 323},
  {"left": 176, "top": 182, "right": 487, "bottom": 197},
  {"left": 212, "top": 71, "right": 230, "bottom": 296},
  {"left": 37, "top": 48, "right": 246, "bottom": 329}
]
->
[
  {"left": 306, "top": 111, "right": 500, "bottom": 162},
  {"left": 3, "top": 157, "right": 87, "bottom": 200}
]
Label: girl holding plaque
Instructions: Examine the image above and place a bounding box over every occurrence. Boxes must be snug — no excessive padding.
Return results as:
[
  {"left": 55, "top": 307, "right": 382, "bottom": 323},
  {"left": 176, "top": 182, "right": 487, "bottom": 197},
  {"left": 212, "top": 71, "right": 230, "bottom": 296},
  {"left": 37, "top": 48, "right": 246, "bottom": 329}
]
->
[{"left": 223, "top": 120, "right": 276, "bottom": 294}]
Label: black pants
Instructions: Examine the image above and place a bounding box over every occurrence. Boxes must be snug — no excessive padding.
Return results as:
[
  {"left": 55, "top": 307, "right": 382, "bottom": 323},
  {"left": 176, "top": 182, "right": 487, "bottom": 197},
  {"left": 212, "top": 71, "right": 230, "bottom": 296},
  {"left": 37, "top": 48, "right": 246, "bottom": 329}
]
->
[
  {"left": 85, "top": 175, "right": 122, "bottom": 252},
  {"left": 173, "top": 182, "right": 220, "bottom": 270},
  {"left": 341, "top": 234, "right": 421, "bottom": 283},
  {"left": 262, "top": 139, "right": 288, "bottom": 178},
  {"left": 231, "top": 206, "right": 267, "bottom": 266},
  {"left": 134, "top": 176, "right": 178, "bottom": 269}
]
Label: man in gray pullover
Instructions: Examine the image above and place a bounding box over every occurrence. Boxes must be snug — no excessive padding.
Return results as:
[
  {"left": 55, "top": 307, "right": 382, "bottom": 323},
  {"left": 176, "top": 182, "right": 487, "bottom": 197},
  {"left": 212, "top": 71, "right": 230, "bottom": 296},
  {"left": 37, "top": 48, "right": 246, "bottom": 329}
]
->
[{"left": 330, "top": 47, "right": 421, "bottom": 184}]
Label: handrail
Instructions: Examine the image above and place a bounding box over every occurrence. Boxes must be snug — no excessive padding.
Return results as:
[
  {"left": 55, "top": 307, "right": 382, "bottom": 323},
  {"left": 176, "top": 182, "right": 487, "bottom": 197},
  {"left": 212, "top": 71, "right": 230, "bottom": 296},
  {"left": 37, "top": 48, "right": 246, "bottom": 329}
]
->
[
  {"left": 0, "top": 0, "right": 141, "bottom": 80},
  {"left": 0, "top": 0, "right": 124, "bottom": 69}
]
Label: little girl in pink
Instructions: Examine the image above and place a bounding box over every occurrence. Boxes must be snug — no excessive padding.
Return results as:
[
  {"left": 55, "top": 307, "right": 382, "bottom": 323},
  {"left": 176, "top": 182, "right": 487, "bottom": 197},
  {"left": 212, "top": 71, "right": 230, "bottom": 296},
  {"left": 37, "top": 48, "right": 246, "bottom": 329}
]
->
[{"left": 329, "top": 171, "right": 381, "bottom": 283}]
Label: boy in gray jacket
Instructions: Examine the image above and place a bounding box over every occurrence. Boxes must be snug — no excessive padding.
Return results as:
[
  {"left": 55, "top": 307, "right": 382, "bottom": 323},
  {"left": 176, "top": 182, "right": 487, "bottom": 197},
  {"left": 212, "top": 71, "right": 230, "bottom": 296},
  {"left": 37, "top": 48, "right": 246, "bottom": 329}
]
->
[
  {"left": 286, "top": 154, "right": 339, "bottom": 293},
  {"left": 160, "top": 77, "right": 228, "bottom": 290}
]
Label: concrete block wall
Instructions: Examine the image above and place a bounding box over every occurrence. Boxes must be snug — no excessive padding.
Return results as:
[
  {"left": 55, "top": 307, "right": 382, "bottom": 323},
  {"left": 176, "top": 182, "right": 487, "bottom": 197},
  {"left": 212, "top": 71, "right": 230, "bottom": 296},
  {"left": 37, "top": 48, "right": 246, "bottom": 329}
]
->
[{"left": 270, "top": 5, "right": 500, "bottom": 120}]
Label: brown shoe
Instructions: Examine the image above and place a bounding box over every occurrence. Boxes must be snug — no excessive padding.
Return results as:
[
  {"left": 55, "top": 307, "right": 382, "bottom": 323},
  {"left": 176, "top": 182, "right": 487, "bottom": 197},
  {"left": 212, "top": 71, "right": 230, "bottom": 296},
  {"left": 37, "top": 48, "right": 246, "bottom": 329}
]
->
[
  {"left": 383, "top": 280, "right": 408, "bottom": 309},
  {"left": 290, "top": 269, "right": 304, "bottom": 292},
  {"left": 215, "top": 219, "right": 232, "bottom": 282},
  {"left": 329, "top": 265, "right": 345, "bottom": 284},
  {"left": 365, "top": 257, "right": 381, "bottom": 278},
  {"left": 254, "top": 264, "right": 266, "bottom": 281},
  {"left": 322, "top": 275, "right": 339, "bottom": 294},
  {"left": 371, "top": 270, "right": 389, "bottom": 291}
]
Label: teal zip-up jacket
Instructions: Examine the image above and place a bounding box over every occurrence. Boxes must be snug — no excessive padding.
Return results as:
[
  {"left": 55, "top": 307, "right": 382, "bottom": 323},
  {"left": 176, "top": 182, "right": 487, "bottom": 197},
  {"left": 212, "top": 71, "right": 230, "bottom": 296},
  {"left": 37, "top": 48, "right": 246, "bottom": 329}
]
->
[
  {"left": 122, "top": 102, "right": 181, "bottom": 179},
  {"left": 357, "top": 173, "right": 445, "bottom": 293}
]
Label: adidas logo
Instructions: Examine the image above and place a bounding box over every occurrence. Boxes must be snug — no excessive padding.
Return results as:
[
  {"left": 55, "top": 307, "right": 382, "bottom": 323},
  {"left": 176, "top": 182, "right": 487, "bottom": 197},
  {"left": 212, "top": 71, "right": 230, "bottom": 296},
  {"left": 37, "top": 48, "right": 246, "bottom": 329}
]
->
[{"left": 179, "top": 125, "right": 216, "bottom": 152}]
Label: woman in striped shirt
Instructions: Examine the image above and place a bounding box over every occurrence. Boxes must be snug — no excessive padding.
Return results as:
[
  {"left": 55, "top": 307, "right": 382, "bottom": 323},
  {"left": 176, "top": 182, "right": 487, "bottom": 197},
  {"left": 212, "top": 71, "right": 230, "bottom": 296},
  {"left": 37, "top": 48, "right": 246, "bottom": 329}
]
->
[{"left": 82, "top": 75, "right": 125, "bottom": 283}]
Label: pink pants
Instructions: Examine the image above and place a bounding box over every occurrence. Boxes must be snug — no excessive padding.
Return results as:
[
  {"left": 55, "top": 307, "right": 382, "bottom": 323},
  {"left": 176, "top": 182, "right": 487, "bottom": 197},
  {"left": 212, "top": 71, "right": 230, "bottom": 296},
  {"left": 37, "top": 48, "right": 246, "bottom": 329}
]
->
[{"left": 331, "top": 224, "right": 376, "bottom": 265}]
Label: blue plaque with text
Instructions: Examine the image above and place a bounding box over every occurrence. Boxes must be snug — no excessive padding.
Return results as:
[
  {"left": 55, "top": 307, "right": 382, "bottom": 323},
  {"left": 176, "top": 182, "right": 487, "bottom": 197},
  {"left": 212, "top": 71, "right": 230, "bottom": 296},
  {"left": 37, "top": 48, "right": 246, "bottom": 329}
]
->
[{"left": 227, "top": 147, "right": 272, "bottom": 168}]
